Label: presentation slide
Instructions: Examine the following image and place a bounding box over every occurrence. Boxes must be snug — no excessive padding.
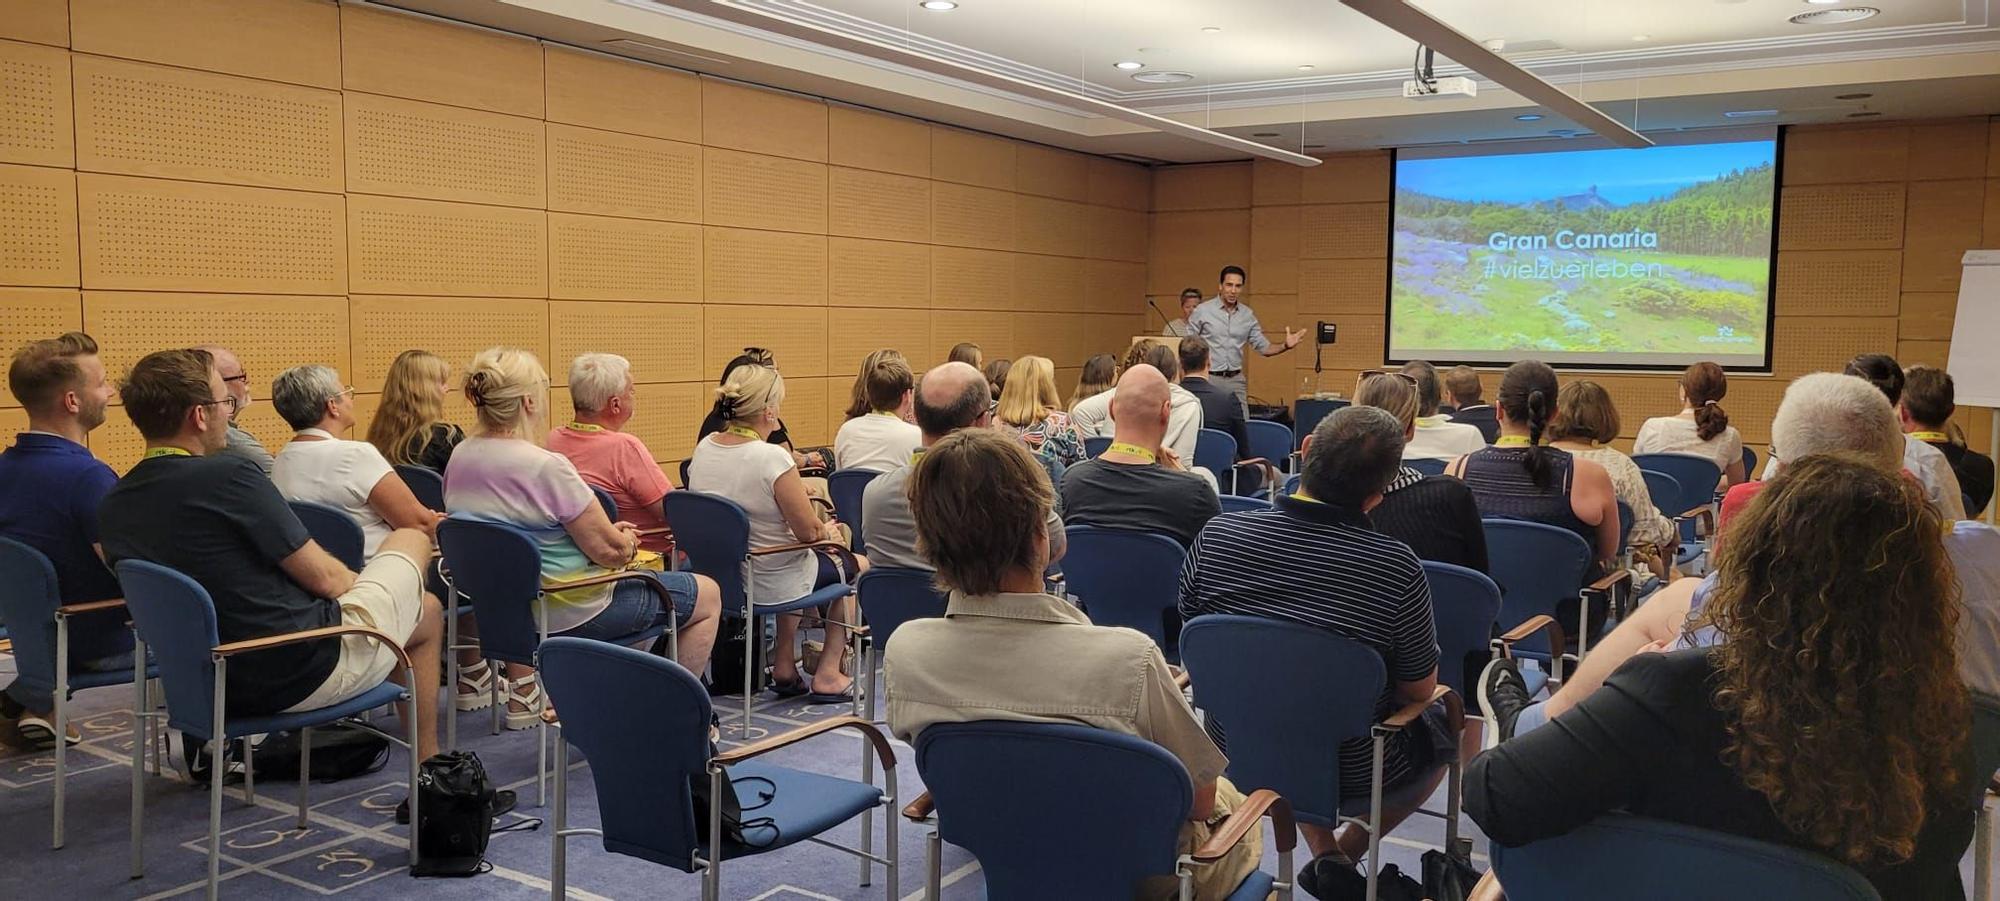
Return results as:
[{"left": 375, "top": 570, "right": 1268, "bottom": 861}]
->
[{"left": 1389, "top": 138, "right": 1777, "bottom": 369}]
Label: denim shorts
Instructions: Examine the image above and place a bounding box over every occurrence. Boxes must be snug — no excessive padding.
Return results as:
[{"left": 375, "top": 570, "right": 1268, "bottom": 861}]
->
[{"left": 559, "top": 570, "right": 701, "bottom": 642}]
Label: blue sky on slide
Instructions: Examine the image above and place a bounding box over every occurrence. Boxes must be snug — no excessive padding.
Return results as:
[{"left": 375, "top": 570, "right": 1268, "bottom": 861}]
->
[{"left": 1396, "top": 140, "right": 1776, "bottom": 206}]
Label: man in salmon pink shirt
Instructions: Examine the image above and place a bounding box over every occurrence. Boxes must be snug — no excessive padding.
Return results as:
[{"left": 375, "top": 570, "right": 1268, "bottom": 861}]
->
[{"left": 548, "top": 353, "right": 675, "bottom": 553}]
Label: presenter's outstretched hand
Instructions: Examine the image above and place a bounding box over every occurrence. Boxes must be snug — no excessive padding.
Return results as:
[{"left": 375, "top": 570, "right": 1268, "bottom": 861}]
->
[{"left": 1283, "top": 327, "right": 1303, "bottom": 350}]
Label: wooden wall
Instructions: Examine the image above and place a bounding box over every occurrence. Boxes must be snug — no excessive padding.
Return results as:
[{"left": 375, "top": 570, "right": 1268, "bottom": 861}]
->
[
  {"left": 1148, "top": 118, "right": 2000, "bottom": 458},
  {"left": 0, "top": 0, "right": 1151, "bottom": 472}
]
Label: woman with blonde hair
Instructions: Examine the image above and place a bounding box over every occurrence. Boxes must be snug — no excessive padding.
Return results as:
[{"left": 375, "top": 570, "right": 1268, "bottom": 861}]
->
[
  {"left": 366, "top": 349, "right": 462, "bottom": 470},
  {"left": 996, "top": 355, "right": 1085, "bottom": 467},
  {"left": 1353, "top": 370, "right": 1487, "bottom": 572},
  {"left": 688, "top": 363, "right": 869, "bottom": 702},
  {"left": 1069, "top": 353, "right": 1117, "bottom": 411},
  {"left": 443, "top": 347, "right": 720, "bottom": 726}
]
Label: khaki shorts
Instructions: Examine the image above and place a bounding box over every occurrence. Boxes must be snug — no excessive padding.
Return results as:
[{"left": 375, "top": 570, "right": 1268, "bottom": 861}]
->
[{"left": 284, "top": 550, "right": 426, "bottom": 713}]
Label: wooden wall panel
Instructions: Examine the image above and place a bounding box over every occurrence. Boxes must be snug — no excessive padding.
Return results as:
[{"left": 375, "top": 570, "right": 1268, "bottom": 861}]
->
[
  {"left": 1092, "top": 206, "right": 1150, "bottom": 263},
  {"left": 0, "top": 39, "right": 72, "bottom": 167},
  {"left": 1016, "top": 144, "right": 1088, "bottom": 201},
  {"left": 703, "top": 147, "right": 827, "bottom": 234},
  {"left": 1252, "top": 159, "right": 1303, "bottom": 207},
  {"left": 1152, "top": 162, "right": 1250, "bottom": 212},
  {"left": 1899, "top": 340, "right": 1952, "bottom": 369},
  {"left": 546, "top": 123, "right": 701, "bottom": 223},
  {"left": 828, "top": 106, "right": 928, "bottom": 177},
  {"left": 1771, "top": 316, "right": 1897, "bottom": 377},
  {"left": 348, "top": 296, "right": 546, "bottom": 391},
  {"left": 74, "top": 55, "right": 340, "bottom": 191},
  {"left": 95, "top": 402, "right": 293, "bottom": 472},
  {"left": 931, "top": 246, "right": 1013, "bottom": 311},
  {"left": 1901, "top": 179, "right": 1986, "bottom": 291},
  {"left": 340, "top": 6, "right": 541, "bottom": 117},
  {"left": 543, "top": 46, "right": 700, "bottom": 144},
  {"left": 1015, "top": 195, "right": 1089, "bottom": 258},
  {"left": 703, "top": 305, "right": 829, "bottom": 377},
  {"left": 1907, "top": 120, "right": 1989, "bottom": 181},
  {"left": 347, "top": 194, "right": 542, "bottom": 297},
  {"left": 1250, "top": 205, "right": 1302, "bottom": 295},
  {"left": 0, "top": 288, "right": 80, "bottom": 407},
  {"left": 828, "top": 238, "right": 928, "bottom": 309},
  {"left": 932, "top": 182, "right": 1016, "bottom": 251},
  {"left": 930, "top": 311, "right": 1013, "bottom": 363},
  {"left": 1149, "top": 209, "right": 1248, "bottom": 295},
  {"left": 1, "top": 162, "right": 77, "bottom": 286},
  {"left": 829, "top": 167, "right": 930, "bottom": 243},
  {"left": 0, "top": 0, "right": 67, "bottom": 46},
  {"left": 701, "top": 79, "right": 827, "bottom": 163},
  {"left": 1014, "top": 253, "right": 1086, "bottom": 312},
  {"left": 1783, "top": 125, "right": 1908, "bottom": 186},
  {"left": 344, "top": 92, "right": 543, "bottom": 207},
  {"left": 549, "top": 301, "right": 704, "bottom": 385},
  {"left": 1777, "top": 183, "right": 1905, "bottom": 250},
  {"left": 931, "top": 127, "right": 1015, "bottom": 190},
  {"left": 830, "top": 307, "right": 933, "bottom": 374},
  {"left": 1302, "top": 154, "right": 1392, "bottom": 203},
  {"left": 1899, "top": 292, "right": 1959, "bottom": 341},
  {"left": 70, "top": 0, "right": 339, "bottom": 89},
  {"left": 78, "top": 173, "right": 341, "bottom": 293},
  {"left": 1297, "top": 258, "right": 1388, "bottom": 317},
  {"left": 1086, "top": 260, "right": 1146, "bottom": 315},
  {"left": 83, "top": 292, "right": 349, "bottom": 401},
  {"left": 1300, "top": 203, "right": 1390, "bottom": 258},
  {"left": 548, "top": 213, "right": 701, "bottom": 303},
  {"left": 703, "top": 227, "right": 827, "bottom": 307},
  {"left": 1773, "top": 250, "right": 1900, "bottom": 317},
  {"left": 1088, "top": 158, "right": 1150, "bottom": 211}
]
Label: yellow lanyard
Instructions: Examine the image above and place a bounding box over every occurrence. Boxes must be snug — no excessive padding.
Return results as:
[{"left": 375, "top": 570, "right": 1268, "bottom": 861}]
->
[
  {"left": 143, "top": 446, "right": 191, "bottom": 459},
  {"left": 1105, "top": 442, "right": 1157, "bottom": 463},
  {"left": 910, "top": 448, "right": 926, "bottom": 464},
  {"left": 1495, "top": 435, "right": 1532, "bottom": 447},
  {"left": 724, "top": 426, "right": 762, "bottom": 440},
  {"left": 1289, "top": 491, "right": 1320, "bottom": 504},
  {"left": 566, "top": 421, "right": 605, "bottom": 433},
  {"left": 1911, "top": 431, "right": 1949, "bottom": 443}
]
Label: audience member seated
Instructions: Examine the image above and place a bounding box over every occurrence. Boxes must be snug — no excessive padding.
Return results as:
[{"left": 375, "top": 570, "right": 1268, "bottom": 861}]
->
[
  {"left": 1902, "top": 365, "right": 1993, "bottom": 517},
  {"left": 833, "top": 352, "right": 921, "bottom": 473},
  {"left": 1060, "top": 364, "right": 1220, "bottom": 548},
  {"left": 995, "top": 355, "right": 1087, "bottom": 467},
  {"left": 1444, "top": 365, "right": 1499, "bottom": 444},
  {"left": 1400, "top": 361, "right": 1486, "bottom": 461},
  {"left": 1068, "top": 352, "right": 1116, "bottom": 411},
  {"left": 98, "top": 349, "right": 447, "bottom": 790},
  {"left": 1547, "top": 380, "right": 1678, "bottom": 578},
  {"left": 1070, "top": 341, "right": 1204, "bottom": 464},
  {"left": 697, "top": 349, "right": 820, "bottom": 471},
  {"left": 272, "top": 365, "right": 443, "bottom": 558},
  {"left": 1632, "top": 361, "right": 1747, "bottom": 486},
  {"left": 862, "top": 362, "right": 1066, "bottom": 572},
  {"left": 547, "top": 353, "right": 677, "bottom": 553},
  {"left": 946, "top": 341, "right": 982, "bottom": 370},
  {"left": 366, "top": 349, "right": 463, "bottom": 472},
  {"left": 195, "top": 344, "right": 271, "bottom": 473},
  {"left": 1180, "top": 405, "right": 1456, "bottom": 874},
  {"left": 1178, "top": 337, "right": 1250, "bottom": 458},
  {"left": 0, "top": 334, "right": 131, "bottom": 746},
  {"left": 886, "top": 428, "right": 1258, "bottom": 900},
  {"left": 1447, "top": 361, "right": 1620, "bottom": 635},
  {"left": 1351, "top": 371, "right": 1488, "bottom": 573},
  {"left": 1467, "top": 454, "right": 1975, "bottom": 900},
  {"left": 982, "top": 357, "right": 1011, "bottom": 400},
  {"left": 1161, "top": 287, "right": 1203, "bottom": 337},
  {"left": 687, "top": 363, "right": 865, "bottom": 703},
  {"left": 446, "top": 348, "right": 720, "bottom": 726}
]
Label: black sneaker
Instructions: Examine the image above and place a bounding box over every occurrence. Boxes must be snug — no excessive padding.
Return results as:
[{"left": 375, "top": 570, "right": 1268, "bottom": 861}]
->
[
  {"left": 1295, "top": 849, "right": 1358, "bottom": 900},
  {"left": 1476, "top": 656, "right": 1532, "bottom": 742},
  {"left": 395, "top": 788, "right": 518, "bottom": 825}
]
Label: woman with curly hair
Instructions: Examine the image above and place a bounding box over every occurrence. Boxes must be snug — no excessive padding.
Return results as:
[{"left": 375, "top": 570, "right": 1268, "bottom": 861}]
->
[{"left": 1466, "top": 453, "right": 1975, "bottom": 898}]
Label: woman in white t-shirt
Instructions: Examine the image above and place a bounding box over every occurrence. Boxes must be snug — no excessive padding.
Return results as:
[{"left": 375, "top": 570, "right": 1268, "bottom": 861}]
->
[
  {"left": 270, "top": 365, "right": 441, "bottom": 560},
  {"left": 689, "top": 363, "right": 869, "bottom": 703},
  {"left": 1632, "top": 361, "right": 1747, "bottom": 487},
  {"left": 834, "top": 351, "right": 922, "bottom": 473}
]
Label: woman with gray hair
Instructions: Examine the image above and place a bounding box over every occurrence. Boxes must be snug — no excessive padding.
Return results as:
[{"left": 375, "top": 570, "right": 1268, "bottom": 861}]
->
[{"left": 271, "top": 363, "right": 442, "bottom": 557}]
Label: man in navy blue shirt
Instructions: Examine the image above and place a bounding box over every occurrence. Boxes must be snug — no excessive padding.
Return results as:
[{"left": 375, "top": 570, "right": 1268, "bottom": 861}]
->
[{"left": 0, "top": 333, "right": 130, "bottom": 746}]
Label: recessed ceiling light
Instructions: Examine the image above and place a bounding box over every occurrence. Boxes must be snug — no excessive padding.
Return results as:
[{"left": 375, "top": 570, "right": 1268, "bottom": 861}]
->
[
  {"left": 1848, "top": 110, "right": 1882, "bottom": 118},
  {"left": 1252, "top": 132, "right": 1281, "bottom": 138},
  {"left": 1296, "top": 64, "right": 1314, "bottom": 71},
  {"left": 1789, "top": 7, "right": 1879, "bottom": 24},
  {"left": 1131, "top": 70, "right": 1196, "bottom": 84},
  {"left": 1835, "top": 92, "right": 1873, "bottom": 100},
  {"left": 1113, "top": 61, "right": 1144, "bottom": 70},
  {"left": 1514, "top": 113, "right": 1544, "bottom": 121},
  {"left": 1548, "top": 128, "right": 1581, "bottom": 137},
  {"left": 1805, "top": 0, "right": 1842, "bottom": 4},
  {"left": 1723, "top": 109, "right": 1779, "bottom": 118},
  {"left": 919, "top": 0, "right": 957, "bottom": 10},
  {"left": 1631, "top": 34, "right": 1650, "bottom": 41},
  {"left": 1200, "top": 26, "right": 1222, "bottom": 33}
]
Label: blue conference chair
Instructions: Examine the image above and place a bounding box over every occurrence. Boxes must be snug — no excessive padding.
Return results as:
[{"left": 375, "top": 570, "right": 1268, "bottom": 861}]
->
[
  {"left": 117, "top": 559, "right": 416, "bottom": 895},
  {"left": 1293, "top": 398, "right": 1347, "bottom": 452},
  {"left": 1062, "top": 526, "right": 1187, "bottom": 659},
  {"left": 1083, "top": 435, "right": 1113, "bottom": 458},
  {"left": 1218, "top": 494, "right": 1272, "bottom": 514},
  {"left": 288, "top": 500, "right": 365, "bottom": 571},
  {"left": 1421, "top": 562, "right": 1502, "bottom": 700},
  {"left": 1741, "top": 445, "right": 1759, "bottom": 480},
  {"left": 394, "top": 463, "right": 446, "bottom": 512},
  {"left": 912, "top": 721, "right": 1294, "bottom": 901},
  {"left": 664, "top": 490, "right": 862, "bottom": 731},
  {"left": 826, "top": 469, "right": 881, "bottom": 555},
  {"left": 1246, "top": 419, "right": 1294, "bottom": 473},
  {"left": 1181, "top": 614, "right": 1463, "bottom": 901},
  {"left": 1283, "top": 472, "right": 1301, "bottom": 497},
  {"left": 0, "top": 538, "right": 157, "bottom": 849},
  {"left": 1195, "top": 428, "right": 1279, "bottom": 496},
  {"left": 1633, "top": 453, "right": 1722, "bottom": 570},
  {"left": 436, "top": 516, "right": 678, "bottom": 805},
  {"left": 591, "top": 485, "right": 619, "bottom": 521},
  {"left": 1490, "top": 814, "right": 1879, "bottom": 900},
  {"left": 541, "top": 637, "right": 898, "bottom": 901},
  {"left": 1483, "top": 519, "right": 1628, "bottom": 670},
  {"left": 1406, "top": 457, "right": 1449, "bottom": 477},
  {"left": 852, "top": 567, "right": 946, "bottom": 884}
]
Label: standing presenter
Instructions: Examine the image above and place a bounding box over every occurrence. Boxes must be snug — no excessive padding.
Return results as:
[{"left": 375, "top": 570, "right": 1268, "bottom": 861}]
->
[{"left": 1187, "top": 265, "right": 1302, "bottom": 416}]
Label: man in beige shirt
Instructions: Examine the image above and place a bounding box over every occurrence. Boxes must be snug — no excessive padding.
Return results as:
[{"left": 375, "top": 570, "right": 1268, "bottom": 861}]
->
[{"left": 884, "top": 428, "right": 1260, "bottom": 899}]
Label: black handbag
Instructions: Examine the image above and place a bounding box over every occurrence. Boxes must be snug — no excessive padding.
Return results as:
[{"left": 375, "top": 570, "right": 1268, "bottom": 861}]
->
[
  {"left": 411, "top": 751, "right": 495, "bottom": 877},
  {"left": 689, "top": 741, "right": 778, "bottom": 849},
  {"left": 250, "top": 725, "right": 390, "bottom": 783},
  {"left": 1422, "top": 848, "right": 1483, "bottom": 901}
]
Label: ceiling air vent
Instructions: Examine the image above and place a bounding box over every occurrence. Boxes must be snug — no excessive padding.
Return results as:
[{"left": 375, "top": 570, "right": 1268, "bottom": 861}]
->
[{"left": 1788, "top": 7, "right": 1880, "bottom": 25}]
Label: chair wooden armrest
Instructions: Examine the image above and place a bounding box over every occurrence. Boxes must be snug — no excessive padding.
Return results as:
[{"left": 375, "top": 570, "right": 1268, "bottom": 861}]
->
[
  {"left": 750, "top": 540, "right": 860, "bottom": 575},
  {"left": 1676, "top": 505, "right": 1716, "bottom": 538},
  {"left": 809, "top": 496, "right": 835, "bottom": 515},
  {"left": 711, "top": 715, "right": 896, "bottom": 769},
  {"left": 57, "top": 598, "right": 127, "bottom": 616},
  {"left": 214, "top": 625, "right": 412, "bottom": 670},
  {"left": 1191, "top": 789, "right": 1296, "bottom": 861},
  {"left": 1379, "top": 685, "right": 1455, "bottom": 730},
  {"left": 1586, "top": 568, "right": 1631, "bottom": 594},
  {"left": 1496, "top": 615, "right": 1565, "bottom": 651},
  {"left": 1468, "top": 869, "right": 1505, "bottom": 901},
  {"left": 903, "top": 791, "right": 934, "bottom": 821},
  {"left": 633, "top": 527, "right": 672, "bottom": 537},
  {"left": 1172, "top": 666, "right": 1191, "bottom": 690}
]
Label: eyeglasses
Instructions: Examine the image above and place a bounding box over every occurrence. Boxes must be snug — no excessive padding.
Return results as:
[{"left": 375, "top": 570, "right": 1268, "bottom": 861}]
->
[
  {"left": 1361, "top": 369, "right": 1420, "bottom": 386},
  {"left": 221, "top": 372, "right": 249, "bottom": 384},
  {"left": 199, "top": 395, "right": 241, "bottom": 416}
]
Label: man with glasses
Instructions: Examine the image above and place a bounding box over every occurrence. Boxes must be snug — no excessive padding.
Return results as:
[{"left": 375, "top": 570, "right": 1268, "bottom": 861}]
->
[
  {"left": 195, "top": 345, "right": 273, "bottom": 474},
  {"left": 101, "top": 350, "right": 449, "bottom": 806}
]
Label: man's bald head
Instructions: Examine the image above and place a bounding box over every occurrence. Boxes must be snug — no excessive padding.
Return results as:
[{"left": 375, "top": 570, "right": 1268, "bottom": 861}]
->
[
  {"left": 914, "top": 361, "right": 991, "bottom": 440},
  {"left": 1109, "top": 364, "right": 1172, "bottom": 443},
  {"left": 194, "top": 344, "right": 249, "bottom": 417}
]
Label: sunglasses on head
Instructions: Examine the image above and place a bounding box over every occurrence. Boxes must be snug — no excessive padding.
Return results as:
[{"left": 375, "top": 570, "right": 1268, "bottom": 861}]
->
[
  {"left": 742, "top": 346, "right": 774, "bottom": 366},
  {"left": 1361, "top": 369, "right": 1419, "bottom": 386}
]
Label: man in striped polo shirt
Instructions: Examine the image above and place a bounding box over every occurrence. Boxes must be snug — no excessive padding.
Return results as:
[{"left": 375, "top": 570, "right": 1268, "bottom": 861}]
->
[{"left": 1179, "top": 405, "right": 1457, "bottom": 886}]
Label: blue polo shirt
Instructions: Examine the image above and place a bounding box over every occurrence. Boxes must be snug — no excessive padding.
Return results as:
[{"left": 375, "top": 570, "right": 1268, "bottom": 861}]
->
[{"left": 0, "top": 432, "right": 132, "bottom": 661}]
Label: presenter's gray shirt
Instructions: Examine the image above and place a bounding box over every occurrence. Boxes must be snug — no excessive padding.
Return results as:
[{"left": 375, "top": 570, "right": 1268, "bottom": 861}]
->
[{"left": 1186, "top": 298, "right": 1270, "bottom": 372}]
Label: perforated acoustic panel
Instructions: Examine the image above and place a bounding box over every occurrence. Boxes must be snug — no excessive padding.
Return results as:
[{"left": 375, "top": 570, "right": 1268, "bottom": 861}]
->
[
  {"left": 1016, "top": 195, "right": 1089, "bottom": 258},
  {"left": 703, "top": 147, "right": 827, "bottom": 234},
  {"left": 1773, "top": 250, "right": 1901, "bottom": 317},
  {"left": 1777, "top": 184, "right": 1906, "bottom": 250},
  {"left": 1301, "top": 204, "right": 1390, "bottom": 259},
  {"left": 344, "top": 91, "right": 543, "bottom": 208},
  {"left": 546, "top": 123, "right": 701, "bottom": 223},
  {"left": 929, "top": 311, "right": 1013, "bottom": 363},
  {"left": 549, "top": 301, "right": 703, "bottom": 385},
  {"left": 703, "top": 305, "right": 828, "bottom": 378},
  {"left": 1298, "top": 259, "right": 1388, "bottom": 317},
  {"left": 931, "top": 127, "right": 1014, "bottom": 191},
  {"left": 347, "top": 296, "right": 547, "bottom": 392},
  {"left": 70, "top": 0, "right": 341, "bottom": 90},
  {"left": 543, "top": 45, "right": 700, "bottom": 145},
  {"left": 1085, "top": 261, "right": 1146, "bottom": 315},
  {"left": 93, "top": 402, "right": 292, "bottom": 474},
  {"left": 73, "top": 55, "right": 341, "bottom": 192},
  {"left": 931, "top": 182, "right": 1015, "bottom": 251},
  {"left": 0, "top": 288, "right": 81, "bottom": 407},
  {"left": 829, "top": 307, "right": 932, "bottom": 375},
  {"left": 828, "top": 238, "right": 929, "bottom": 309},
  {"left": 78, "top": 173, "right": 342, "bottom": 293},
  {"left": 340, "top": 5, "right": 541, "bottom": 118},
  {"left": 701, "top": 79, "right": 827, "bottom": 163},
  {"left": 931, "top": 247, "right": 1013, "bottom": 311},
  {"left": 777, "top": 377, "right": 832, "bottom": 447},
  {"left": 1014, "top": 253, "right": 1086, "bottom": 313},
  {"left": 548, "top": 212, "right": 701, "bottom": 303},
  {"left": 1091, "top": 206, "right": 1150, "bottom": 263},
  {"left": 82, "top": 292, "right": 350, "bottom": 407},
  {"left": 1016, "top": 143, "right": 1089, "bottom": 202},
  {"left": 828, "top": 166, "right": 930, "bottom": 244},
  {"left": 0, "top": 38, "right": 73, "bottom": 168},
  {"left": 703, "top": 227, "right": 827, "bottom": 307},
  {"left": 546, "top": 381, "right": 700, "bottom": 465},
  {"left": 0, "top": 162, "right": 77, "bottom": 286},
  {"left": 347, "top": 194, "right": 544, "bottom": 297},
  {"left": 1771, "top": 316, "right": 1898, "bottom": 377}
]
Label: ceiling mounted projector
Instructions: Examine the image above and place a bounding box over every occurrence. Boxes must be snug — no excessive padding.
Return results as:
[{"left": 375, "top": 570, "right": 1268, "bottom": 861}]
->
[{"left": 1404, "top": 75, "right": 1476, "bottom": 100}]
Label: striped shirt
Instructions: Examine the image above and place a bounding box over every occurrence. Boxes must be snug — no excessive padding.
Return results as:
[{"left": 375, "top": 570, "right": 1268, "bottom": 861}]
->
[{"left": 1179, "top": 495, "right": 1439, "bottom": 791}]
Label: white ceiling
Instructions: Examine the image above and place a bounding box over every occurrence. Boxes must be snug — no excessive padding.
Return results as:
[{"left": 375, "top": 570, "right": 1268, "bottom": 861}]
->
[{"left": 370, "top": 0, "right": 2000, "bottom": 163}]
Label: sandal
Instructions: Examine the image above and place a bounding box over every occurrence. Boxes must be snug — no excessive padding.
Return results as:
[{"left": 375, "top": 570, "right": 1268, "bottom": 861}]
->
[
  {"left": 769, "top": 677, "right": 809, "bottom": 698},
  {"left": 455, "top": 661, "right": 496, "bottom": 712},
  {"left": 504, "top": 673, "right": 545, "bottom": 731}
]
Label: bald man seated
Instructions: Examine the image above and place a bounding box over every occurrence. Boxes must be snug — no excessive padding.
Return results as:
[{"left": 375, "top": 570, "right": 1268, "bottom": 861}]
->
[
  {"left": 1059, "top": 364, "right": 1222, "bottom": 548},
  {"left": 861, "top": 361, "right": 1067, "bottom": 571},
  {"left": 196, "top": 344, "right": 273, "bottom": 473}
]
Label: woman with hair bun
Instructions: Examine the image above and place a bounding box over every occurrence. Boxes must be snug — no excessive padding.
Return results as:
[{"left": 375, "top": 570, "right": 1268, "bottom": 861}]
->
[{"left": 1633, "top": 361, "right": 1746, "bottom": 486}]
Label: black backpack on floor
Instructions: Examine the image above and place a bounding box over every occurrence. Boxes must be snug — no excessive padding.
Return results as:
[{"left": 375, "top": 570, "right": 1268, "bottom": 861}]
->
[{"left": 411, "top": 751, "right": 494, "bottom": 877}]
